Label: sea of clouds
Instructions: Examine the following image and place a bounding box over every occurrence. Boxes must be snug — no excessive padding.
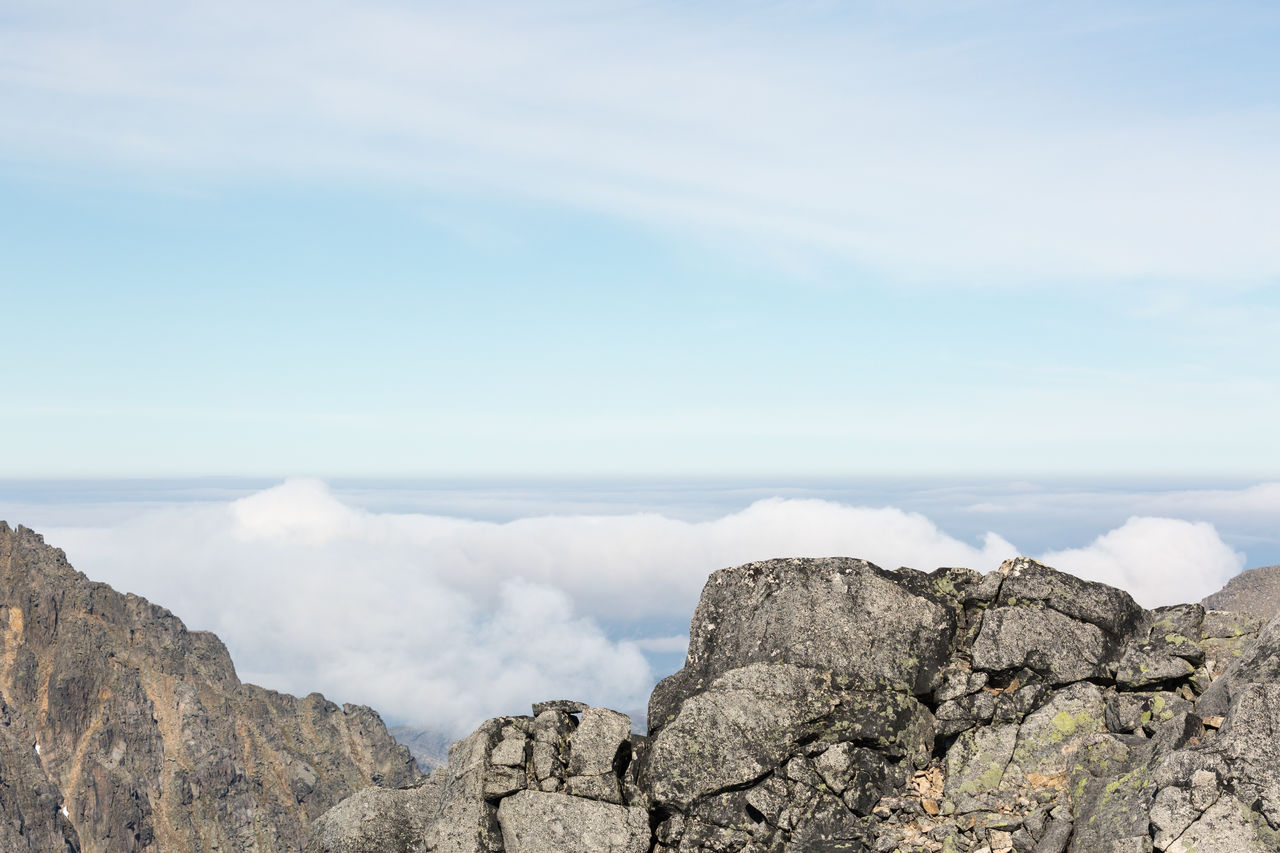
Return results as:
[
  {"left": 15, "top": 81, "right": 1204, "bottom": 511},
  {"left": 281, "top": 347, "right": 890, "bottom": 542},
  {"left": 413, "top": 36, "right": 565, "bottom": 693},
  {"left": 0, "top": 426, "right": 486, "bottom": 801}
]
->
[{"left": 16, "top": 478, "right": 1266, "bottom": 736}]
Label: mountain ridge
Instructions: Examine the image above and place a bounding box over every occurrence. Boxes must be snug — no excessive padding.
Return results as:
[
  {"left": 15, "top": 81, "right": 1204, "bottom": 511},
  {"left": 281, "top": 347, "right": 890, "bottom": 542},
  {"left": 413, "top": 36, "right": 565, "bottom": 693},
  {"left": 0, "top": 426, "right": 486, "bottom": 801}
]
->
[
  {"left": 0, "top": 521, "right": 418, "bottom": 852},
  {"left": 5, "top": 519, "right": 1280, "bottom": 852}
]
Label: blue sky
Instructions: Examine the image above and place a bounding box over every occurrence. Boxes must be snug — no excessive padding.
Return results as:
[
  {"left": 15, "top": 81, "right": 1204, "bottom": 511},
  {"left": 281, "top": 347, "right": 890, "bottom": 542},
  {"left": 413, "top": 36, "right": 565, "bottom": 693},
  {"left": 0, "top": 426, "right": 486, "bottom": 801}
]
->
[
  {"left": 2, "top": 0, "right": 1279, "bottom": 478},
  {"left": 5, "top": 1, "right": 1280, "bottom": 737}
]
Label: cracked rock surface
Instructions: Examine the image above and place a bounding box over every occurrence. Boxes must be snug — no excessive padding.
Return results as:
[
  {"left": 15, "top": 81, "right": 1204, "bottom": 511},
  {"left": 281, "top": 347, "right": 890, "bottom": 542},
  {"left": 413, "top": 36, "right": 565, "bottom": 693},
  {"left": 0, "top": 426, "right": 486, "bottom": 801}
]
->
[{"left": 313, "top": 555, "right": 1280, "bottom": 852}]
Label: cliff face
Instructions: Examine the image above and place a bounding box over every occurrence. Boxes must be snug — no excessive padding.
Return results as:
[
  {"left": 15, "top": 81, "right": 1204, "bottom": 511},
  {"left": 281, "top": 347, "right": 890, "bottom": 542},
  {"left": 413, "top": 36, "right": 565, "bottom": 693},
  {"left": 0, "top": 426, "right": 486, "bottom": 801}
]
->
[
  {"left": 311, "top": 556, "right": 1280, "bottom": 853},
  {"left": 0, "top": 522, "right": 419, "bottom": 852}
]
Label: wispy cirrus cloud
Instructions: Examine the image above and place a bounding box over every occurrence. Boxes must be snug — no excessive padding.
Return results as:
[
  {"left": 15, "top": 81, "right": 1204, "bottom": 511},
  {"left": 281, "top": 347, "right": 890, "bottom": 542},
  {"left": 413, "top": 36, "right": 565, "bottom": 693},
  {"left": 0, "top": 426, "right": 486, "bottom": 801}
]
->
[{"left": 2, "top": 0, "right": 1278, "bottom": 283}]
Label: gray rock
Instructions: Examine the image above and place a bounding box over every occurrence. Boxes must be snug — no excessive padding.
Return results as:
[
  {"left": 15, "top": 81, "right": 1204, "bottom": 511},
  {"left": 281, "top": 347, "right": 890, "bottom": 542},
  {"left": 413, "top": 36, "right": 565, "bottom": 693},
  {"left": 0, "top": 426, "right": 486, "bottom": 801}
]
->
[
  {"left": 1030, "top": 816, "right": 1073, "bottom": 853},
  {"left": 1115, "top": 606, "right": 1205, "bottom": 688},
  {"left": 567, "top": 707, "right": 631, "bottom": 777},
  {"left": 996, "top": 557, "right": 1145, "bottom": 639},
  {"left": 16, "top": 525, "right": 1280, "bottom": 853},
  {"left": 531, "top": 699, "right": 589, "bottom": 716},
  {"left": 496, "top": 790, "right": 649, "bottom": 853},
  {"left": 944, "top": 722, "right": 1019, "bottom": 811},
  {"left": 0, "top": 697, "right": 79, "bottom": 851},
  {"left": 644, "top": 662, "right": 932, "bottom": 810},
  {"left": 1149, "top": 785, "right": 1198, "bottom": 850},
  {"left": 530, "top": 709, "right": 573, "bottom": 788},
  {"left": 1200, "top": 609, "right": 1262, "bottom": 639},
  {"left": 0, "top": 522, "right": 417, "bottom": 853},
  {"left": 563, "top": 771, "right": 622, "bottom": 804},
  {"left": 1162, "top": 795, "right": 1267, "bottom": 852},
  {"left": 649, "top": 558, "right": 960, "bottom": 733},
  {"left": 1201, "top": 564, "right": 1280, "bottom": 622},
  {"left": 490, "top": 731, "right": 528, "bottom": 767},
  {"left": 1007, "top": 683, "right": 1107, "bottom": 784},
  {"left": 1197, "top": 610, "right": 1280, "bottom": 715},
  {"left": 422, "top": 720, "right": 506, "bottom": 853},
  {"left": 306, "top": 773, "right": 445, "bottom": 853},
  {"left": 972, "top": 606, "right": 1110, "bottom": 683},
  {"left": 1116, "top": 645, "right": 1197, "bottom": 687},
  {"left": 1199, "top": 682, "right": 1280, "bottom": 828},
  {"left": 1104, "top": 692, "right": 1191, "bottom": 735}
]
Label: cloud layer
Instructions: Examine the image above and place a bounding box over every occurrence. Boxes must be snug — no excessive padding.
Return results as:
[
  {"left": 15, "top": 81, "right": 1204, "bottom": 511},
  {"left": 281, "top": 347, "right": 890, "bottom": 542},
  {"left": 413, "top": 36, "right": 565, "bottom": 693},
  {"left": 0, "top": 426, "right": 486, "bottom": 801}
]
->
[
  {"left": 38, "top": 479, "right": 1244, "bottom": 734},
  {"left": 2, "top": 1, "right": 1278, "bottom": 282}
]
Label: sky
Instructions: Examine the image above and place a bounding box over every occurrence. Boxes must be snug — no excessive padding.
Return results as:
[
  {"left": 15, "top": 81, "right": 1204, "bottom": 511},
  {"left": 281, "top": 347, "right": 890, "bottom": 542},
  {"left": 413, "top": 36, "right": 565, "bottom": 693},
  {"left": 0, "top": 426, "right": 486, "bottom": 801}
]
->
[
  {"left": 1, "top": 0, "right": 1278, "bottom": 477},
  {"left": 1, "top": 2, "right": 1279, "bottom": 734}
]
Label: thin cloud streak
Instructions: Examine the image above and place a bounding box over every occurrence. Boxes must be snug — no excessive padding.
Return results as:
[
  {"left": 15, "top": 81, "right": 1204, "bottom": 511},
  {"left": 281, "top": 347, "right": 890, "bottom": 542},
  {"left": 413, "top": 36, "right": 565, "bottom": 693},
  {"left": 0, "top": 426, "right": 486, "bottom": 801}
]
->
[{"left": 2, "top": 1, "right": 1278, "bottom": 282}]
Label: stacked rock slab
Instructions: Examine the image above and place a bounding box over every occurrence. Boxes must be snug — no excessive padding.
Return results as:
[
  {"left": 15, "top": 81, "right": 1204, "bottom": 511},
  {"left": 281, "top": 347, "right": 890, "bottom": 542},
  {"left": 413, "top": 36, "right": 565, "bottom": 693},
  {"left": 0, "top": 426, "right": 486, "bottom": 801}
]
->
[
  {"left": 312, "top": 555, "right": 1280, "bottom": 852},
  {"left": 308, "top": 699, "right": 650, "bottom": 853},
  {"left": 0, "top": 523, "right": 419, "bottom": 852}
]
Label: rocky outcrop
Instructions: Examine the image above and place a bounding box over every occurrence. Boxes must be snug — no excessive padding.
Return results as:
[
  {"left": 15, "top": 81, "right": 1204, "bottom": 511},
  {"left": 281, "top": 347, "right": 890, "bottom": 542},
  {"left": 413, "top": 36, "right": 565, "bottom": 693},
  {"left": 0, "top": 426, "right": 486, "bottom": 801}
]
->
[
  {"left": 0, "top": 522, "right": 418, "bottom": 852},
  {"left": 1202, "top": 563, "right": 1280, "bottom": 622},
  {"left": 312, "top": 556, "right": 1280, "bottom": 852}
]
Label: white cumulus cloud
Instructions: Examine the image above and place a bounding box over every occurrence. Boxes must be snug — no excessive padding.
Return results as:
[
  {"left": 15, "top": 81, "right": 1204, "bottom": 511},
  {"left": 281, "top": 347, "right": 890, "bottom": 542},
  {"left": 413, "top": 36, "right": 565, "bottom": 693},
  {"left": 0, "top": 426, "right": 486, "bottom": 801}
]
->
[
  {"left": 37, "top": 479, "right": 1248, "bottom": 734},
  {"left": 1038, "top": 516, "right": 1244, "bottom": 608}
]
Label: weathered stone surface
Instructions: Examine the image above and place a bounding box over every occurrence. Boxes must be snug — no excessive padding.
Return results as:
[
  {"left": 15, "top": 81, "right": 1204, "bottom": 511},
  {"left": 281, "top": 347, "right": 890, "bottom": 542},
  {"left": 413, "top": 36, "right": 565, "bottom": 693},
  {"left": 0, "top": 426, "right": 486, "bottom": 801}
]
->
[
  {"left": 0, "top": 523, "right": 417, "bottom": 853},
  {"left": 306, "top": 772, "right": 445, "bottom": 853},
  {"left": 423, "top": 720, "right": 506, "bottom": 853},
  {"left": 1163, "top": 795, "right": 1267, "bottom": 852},
  {"left": 648, "top": 557, "right": 960, "bottom": 732},
  {"left": 496, "top": 790, "right": 649, "bottom": 853},
  {"left": 567, "top": 707, "right": 631, "bottom": 776},
  {"left": 972, "top": 606, "right": 1110, "bottom": 683},
  {"left": 0, "top": 696, "right": 80, "bottom": 851},
  {"left": 1198, "top": 610, "right": 1280, "bottom": 715},
  {"left": 1007, "top": 683, "right": 1107, "bottom": 785},
  {"left": 1104, "top": 691, "right": 1191, "bottom": 735},
  {"left": 1116, "top": 645, "right": 1197, "bottom": 687},
  {"left": 1196, "top": 682, "right": 1280, "bottom": 828},
  {"left": 1202, "top": 564, "right": 1280, "bottom": 622},
  {"left": 531, "top": 699, "right": 588, "bottom": 716},
  {"left": 996, "top": 558, "right": 1145, "bottom": 640},
  {"left": 1149, "top": 785, "right": 1197, "bottom": 850},
  {"left": 1114, "top": 606, "right": 1205, "bottom": 688},
  {"left": 645, "top": 662, "right": 933, "bottom": 810},
  {"left": 944, "top": 723, "right": 1019, "bottom": 810}
]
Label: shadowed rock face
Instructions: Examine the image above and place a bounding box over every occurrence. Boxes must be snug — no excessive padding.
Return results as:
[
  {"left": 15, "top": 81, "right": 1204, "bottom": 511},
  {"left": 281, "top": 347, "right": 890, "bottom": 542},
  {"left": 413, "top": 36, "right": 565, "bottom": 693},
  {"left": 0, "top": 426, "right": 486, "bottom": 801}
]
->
[
  {"left": 312, "top": 556, "right": 1280, "bottom": 853},
  {"left": 0, "top": 523, "right": 418, "bottom": 852}
]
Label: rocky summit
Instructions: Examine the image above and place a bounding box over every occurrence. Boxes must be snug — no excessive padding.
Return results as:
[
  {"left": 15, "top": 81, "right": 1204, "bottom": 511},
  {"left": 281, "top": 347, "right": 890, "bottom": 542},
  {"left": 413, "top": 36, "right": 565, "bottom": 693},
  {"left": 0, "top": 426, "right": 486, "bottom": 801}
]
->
[
  {"left": 0, "top": 523, "right": 419, "bottom": 852},
  {"left": 311, "top": 556, "right": 1280, "bottom": 853},
  {"left": 5, "top": 520, "right": 1280, "bottom": 853}
]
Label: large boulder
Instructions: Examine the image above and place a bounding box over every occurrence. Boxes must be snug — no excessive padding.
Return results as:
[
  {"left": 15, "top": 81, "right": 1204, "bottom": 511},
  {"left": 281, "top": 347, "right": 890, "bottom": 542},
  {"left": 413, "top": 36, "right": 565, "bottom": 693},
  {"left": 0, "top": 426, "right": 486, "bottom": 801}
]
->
[
  {"left": 496, "top": 791, "right": 648, "bottom": 853},
  {"left": 648, "top": 557, "right": 962, "bottom": 734},
  {"left": 644, "top": 662, "right": 933, "bottom": 810},
  {"left": 306, "top": 772, "right": 445, "bottom": 853}
]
